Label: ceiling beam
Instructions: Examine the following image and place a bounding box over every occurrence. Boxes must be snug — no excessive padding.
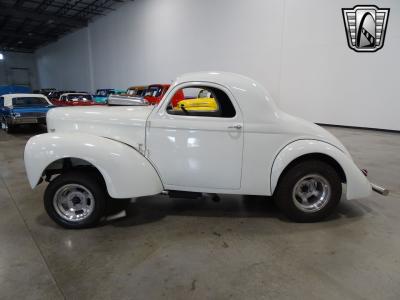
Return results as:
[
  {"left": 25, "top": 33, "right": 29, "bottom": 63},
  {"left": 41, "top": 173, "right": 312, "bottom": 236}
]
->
[
  {"left": 0, "top": 31, "right": 56, "bottom": 42},
  {"left": 0, "top": 46, "right": 34, "bottom": 53},
  {"left": 0, "top": 5, "right": 88, "bottom": 27}
]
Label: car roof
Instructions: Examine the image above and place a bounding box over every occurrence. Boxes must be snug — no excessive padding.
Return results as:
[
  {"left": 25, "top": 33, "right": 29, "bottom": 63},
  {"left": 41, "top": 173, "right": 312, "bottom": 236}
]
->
[
  {"left": 60, "top": 93, "right": 90, "bottom": 96},
  {"left": 148, "top": 84, "right": 170, "bottom": 88},
  {"left": 1, "top": 93, "right": 51, "bottom": 107},
  {"left": 2, "top": 93, "right": 47, "bottom": 99},
  {"left": 127, "top": 86, "right": 147, "bottom": 90}
]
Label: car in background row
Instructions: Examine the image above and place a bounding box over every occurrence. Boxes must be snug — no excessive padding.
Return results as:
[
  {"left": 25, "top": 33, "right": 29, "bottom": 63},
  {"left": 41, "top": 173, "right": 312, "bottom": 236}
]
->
[
  {"left": 0, "top": 93, "right": 54, "bottom": 133},
  {"left": 51, "top": 93, "right": 99, "bottom": 106},
  {"left": 48, "top": 91, "right": 76, "bottom": 102},
  {"left": 124, "top": 86, "right": 147, "bottom": 98},
  {"left": 93, "top": 89, "right": 126, "bottom": 104},
  {"left": 144, "top": 84, "right": 183, "bottom": 106},
  {"left": 33, "top": 88, "right": 56, "bottom": 97}
]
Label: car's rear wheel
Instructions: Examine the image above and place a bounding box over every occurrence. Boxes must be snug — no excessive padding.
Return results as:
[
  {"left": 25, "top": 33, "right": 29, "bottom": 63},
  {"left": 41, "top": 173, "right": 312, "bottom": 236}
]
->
[
  {"left": 44, "top": 171, "right": 107, "bottom": 229},
  {"left": 274, "top": 160, "right": 342, "bottom": 222}
]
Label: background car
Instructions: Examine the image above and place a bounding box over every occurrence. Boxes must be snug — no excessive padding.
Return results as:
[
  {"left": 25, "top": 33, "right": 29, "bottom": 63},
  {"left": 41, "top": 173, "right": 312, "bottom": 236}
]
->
[
  {"left": 48, "top": 91, "right": 76, "bottom": 104},
  {"left": 54, "top": 93, "right": 99, "bottom": 106},
  {"left": 123, "top": 86, "right": 147, "bottom": 98},
  {"left": 144, "top": 84, "right": 184, "bottom": 106},
  {"left": 0, "top": 93, "right": 54, "bottom": 133},
  {"left": 93, "top": 89, "right": 126, "bottom": 104}
]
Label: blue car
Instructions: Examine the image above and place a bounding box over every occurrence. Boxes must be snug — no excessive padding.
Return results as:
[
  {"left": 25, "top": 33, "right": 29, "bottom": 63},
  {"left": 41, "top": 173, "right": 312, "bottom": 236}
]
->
[{"left": 0, "top": 93, "right": 54, "bottom": 133}]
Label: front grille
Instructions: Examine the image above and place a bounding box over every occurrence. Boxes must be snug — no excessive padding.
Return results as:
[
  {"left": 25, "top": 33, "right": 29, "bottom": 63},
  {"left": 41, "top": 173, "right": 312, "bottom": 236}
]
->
[{"left": 20, "top": 112, "right": 47, "bottom": 118}]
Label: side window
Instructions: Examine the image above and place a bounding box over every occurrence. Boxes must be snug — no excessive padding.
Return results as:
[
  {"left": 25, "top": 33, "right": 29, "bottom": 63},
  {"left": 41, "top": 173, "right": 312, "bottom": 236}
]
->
[
  {"left": 167, "top": 86, "right": 236, "bottom": 118},
  {"left": 61, "top": 96, "right": 66, "bottom": 101},
  {"left": 0, "top": 97, "right": 4, "bottom": 107}
]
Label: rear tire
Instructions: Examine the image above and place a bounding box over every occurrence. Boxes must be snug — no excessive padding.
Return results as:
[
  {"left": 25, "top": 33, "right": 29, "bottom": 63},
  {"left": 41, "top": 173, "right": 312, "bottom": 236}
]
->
[
  {"left": 44, "top": 171, "right": 107, "bottom": 229},
  {"left": 274, "top": 160, "right": 342, "bottom": 222}
]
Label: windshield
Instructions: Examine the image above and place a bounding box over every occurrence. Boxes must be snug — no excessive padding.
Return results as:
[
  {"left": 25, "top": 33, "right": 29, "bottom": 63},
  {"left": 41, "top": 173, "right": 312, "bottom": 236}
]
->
[
  {"left": 127, "top": 88, "right": 146, "bottom": 97},
  {"left": 12, "top": 97, "right": 49, "bottom": 107},
  {"left": 67, "top": 94, "right": 92, "bottom": 101},
  {"left": 145, "top": 86, "right": 163, "bottom": 97},
  {"left": 96, "top": 89, "right": 112, "bottom": 96}
]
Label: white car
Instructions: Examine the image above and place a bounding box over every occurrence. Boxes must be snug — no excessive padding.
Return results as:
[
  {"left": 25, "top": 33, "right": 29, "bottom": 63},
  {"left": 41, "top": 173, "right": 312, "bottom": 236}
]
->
[{"left": 24, "top": 72, "right": 385, "bottom": 228}]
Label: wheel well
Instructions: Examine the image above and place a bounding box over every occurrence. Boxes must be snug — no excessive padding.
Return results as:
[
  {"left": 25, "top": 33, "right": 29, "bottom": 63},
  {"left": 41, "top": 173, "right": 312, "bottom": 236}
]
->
[
  {"left": 279, "top": 153, "right": 347, "bottom": 184},
  {"left": 43, "top": 157, "right": 105, "bottom": 184}
]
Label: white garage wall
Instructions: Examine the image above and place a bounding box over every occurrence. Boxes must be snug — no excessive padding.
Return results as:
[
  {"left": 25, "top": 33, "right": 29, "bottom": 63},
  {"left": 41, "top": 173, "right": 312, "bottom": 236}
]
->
[
  {"left": 35, "top": 0, "right": 400, "bottom": 131},
  {"left": 35, "top": 28, "right": 93, "bottom": 91},
  {"left": 0, "top": 51, "right": 39, "bottom": 89}
]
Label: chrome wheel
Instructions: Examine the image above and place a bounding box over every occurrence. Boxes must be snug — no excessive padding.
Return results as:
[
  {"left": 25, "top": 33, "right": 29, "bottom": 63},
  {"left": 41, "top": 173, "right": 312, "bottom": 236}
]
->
[
  {"left": 292, "top": 174, "right": 331, "bottom": 213},
  {"left": 53, "top": 184, "right": 95, "bottom": 222}
]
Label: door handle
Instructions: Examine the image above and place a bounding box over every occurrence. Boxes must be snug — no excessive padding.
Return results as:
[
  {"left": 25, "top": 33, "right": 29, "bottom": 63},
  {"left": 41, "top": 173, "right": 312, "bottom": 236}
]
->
[{"left": 228, "top": 124, "right": 242, "bottom": 129}]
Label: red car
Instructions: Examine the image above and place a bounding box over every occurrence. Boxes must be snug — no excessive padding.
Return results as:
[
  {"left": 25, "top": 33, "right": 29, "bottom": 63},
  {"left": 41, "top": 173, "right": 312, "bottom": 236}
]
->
[
  {"left": 51, "top": 93, "right": 100, "bottom": 106},
  {"left": 144, "top": 84, "right": 184, "bottom": 106}
]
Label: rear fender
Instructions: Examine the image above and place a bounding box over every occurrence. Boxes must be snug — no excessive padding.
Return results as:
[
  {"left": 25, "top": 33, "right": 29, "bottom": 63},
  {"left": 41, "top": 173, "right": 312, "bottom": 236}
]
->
[
  {"left": 270, "top": 140, "right": 371, "bottom": 200},
  {"left": 24, "top": 133, "right": 163, "bottom": 198}
]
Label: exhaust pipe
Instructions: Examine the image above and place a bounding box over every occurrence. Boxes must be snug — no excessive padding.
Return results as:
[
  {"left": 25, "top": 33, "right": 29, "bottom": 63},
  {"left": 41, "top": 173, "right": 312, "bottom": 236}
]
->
[{"left": 371, "top": 183, "right": 389, "bottom": 196}]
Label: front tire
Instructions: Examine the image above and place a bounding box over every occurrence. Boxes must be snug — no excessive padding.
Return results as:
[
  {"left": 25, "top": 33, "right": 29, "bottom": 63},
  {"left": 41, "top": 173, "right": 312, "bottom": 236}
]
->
[
  {"left": 44, "top": 171, "right": 107, "bottom": 229},
  {"left": 274, "top": 160, "right": 342, "bottom": 222}
]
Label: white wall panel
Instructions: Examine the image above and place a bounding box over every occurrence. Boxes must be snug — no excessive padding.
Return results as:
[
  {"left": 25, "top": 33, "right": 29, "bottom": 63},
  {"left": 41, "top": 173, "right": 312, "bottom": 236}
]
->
[
  {"left": 0, "top": 51, "right": 38, "bottom": 89},
  {"left": 36, "top": 28, "right": 93, "bottom": 92},
  {"left": 279, "top": 0, "right": 400, "bottom": 130},
  {"left": 35, "top": 0, "right": 400, "bottom": 130}
]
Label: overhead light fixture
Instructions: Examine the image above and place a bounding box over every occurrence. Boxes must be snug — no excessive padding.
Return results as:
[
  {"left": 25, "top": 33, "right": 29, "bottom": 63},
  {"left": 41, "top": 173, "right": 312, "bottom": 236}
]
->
[{"left": 0, "top": 53, "right": 4, "bottom": 60}]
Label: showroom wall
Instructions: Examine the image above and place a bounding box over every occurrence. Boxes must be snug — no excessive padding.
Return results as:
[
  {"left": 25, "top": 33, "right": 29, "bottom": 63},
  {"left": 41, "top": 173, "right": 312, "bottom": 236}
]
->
[
  {"left": 35, "top": 0, "right": 400, "bottom": 131},
  {"left": 35, "top": 28, "right": 93, "bottom": 92},
  {"left": 0, "top": 51, "right": 39, "bottom": 89}
]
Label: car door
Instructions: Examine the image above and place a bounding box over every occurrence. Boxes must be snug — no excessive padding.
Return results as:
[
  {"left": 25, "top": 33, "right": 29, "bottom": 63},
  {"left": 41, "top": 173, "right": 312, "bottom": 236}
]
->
[{"left": 146, "top": 83, "right": 244, "bottom": 191}]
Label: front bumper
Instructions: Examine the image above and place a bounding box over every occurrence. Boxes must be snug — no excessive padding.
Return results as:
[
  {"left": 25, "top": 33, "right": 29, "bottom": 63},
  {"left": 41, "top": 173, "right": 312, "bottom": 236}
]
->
[{"left": 9, "top": 116, "right": 46, "bottom": 125}]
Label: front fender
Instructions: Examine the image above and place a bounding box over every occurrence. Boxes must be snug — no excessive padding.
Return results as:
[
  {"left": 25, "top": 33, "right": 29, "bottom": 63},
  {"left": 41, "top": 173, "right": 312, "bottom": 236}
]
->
[
  {"left": 270, "top": 140, "right": 371, "bottom": 200},
  {"left": 24, "top": 133, "right": 164, "bottom": 198}
]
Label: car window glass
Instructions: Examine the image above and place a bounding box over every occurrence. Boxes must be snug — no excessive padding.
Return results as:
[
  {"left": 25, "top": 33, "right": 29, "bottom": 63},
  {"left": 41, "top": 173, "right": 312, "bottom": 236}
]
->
[
  {"left": 166, "top": 86, "right": 236, "bottom": 118},
  {"left": 0, "top": 97, "right": 3, "bottom": 107},
  {"left": 67, "top": 94, "right": 92, "bottom": 101},
  {"left": 145, "top": 86, "right": 163, "bottom": 97},
  {"left": 12, "top": 97, "right": 48, "bottom": 107}
]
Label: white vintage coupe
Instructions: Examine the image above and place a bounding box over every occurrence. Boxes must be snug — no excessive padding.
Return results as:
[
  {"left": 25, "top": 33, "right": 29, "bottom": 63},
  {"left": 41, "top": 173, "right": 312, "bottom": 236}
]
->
[{"left": 24, "top": 72, "right": 384, "bottom": 228}]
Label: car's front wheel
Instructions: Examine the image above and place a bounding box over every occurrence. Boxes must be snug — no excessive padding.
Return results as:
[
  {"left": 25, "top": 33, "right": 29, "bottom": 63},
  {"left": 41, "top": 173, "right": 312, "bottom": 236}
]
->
[
  {"left": 44, "top": 171, "right": 107, "bottom": 229},
  {"left": 274, "top": 160, "right": 342, "bottom": 222}
]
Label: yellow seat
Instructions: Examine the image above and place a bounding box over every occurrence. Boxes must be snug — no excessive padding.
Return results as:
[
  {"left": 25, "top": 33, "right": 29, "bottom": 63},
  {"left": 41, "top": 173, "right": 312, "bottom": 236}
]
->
[{"left": 173, "top": 97, "right": 218, "bottom": 112}]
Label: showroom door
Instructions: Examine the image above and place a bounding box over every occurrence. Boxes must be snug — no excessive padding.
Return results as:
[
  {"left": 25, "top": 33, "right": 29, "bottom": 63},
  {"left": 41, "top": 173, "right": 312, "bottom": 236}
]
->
[{"left": 146, "top": 85, "right": 243, "bottom": 191}]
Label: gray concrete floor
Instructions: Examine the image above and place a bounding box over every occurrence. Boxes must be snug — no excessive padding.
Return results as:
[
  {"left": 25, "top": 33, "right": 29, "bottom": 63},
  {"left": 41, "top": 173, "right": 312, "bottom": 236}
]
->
[{"left": 0, "top": 125, "right": 399, "bottom": 300}]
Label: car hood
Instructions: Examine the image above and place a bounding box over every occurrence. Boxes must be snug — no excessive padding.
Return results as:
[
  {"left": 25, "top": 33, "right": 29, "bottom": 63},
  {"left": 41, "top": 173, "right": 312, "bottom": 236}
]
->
[{"left": 46, "top": 105, "right": 154, "bottom": 149}]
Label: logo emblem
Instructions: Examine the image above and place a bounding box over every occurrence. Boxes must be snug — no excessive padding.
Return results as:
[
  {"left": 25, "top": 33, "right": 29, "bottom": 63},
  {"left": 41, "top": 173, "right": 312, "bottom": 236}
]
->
[{"left": 342, "top": 5, "right": 390, "bottom": 52}]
